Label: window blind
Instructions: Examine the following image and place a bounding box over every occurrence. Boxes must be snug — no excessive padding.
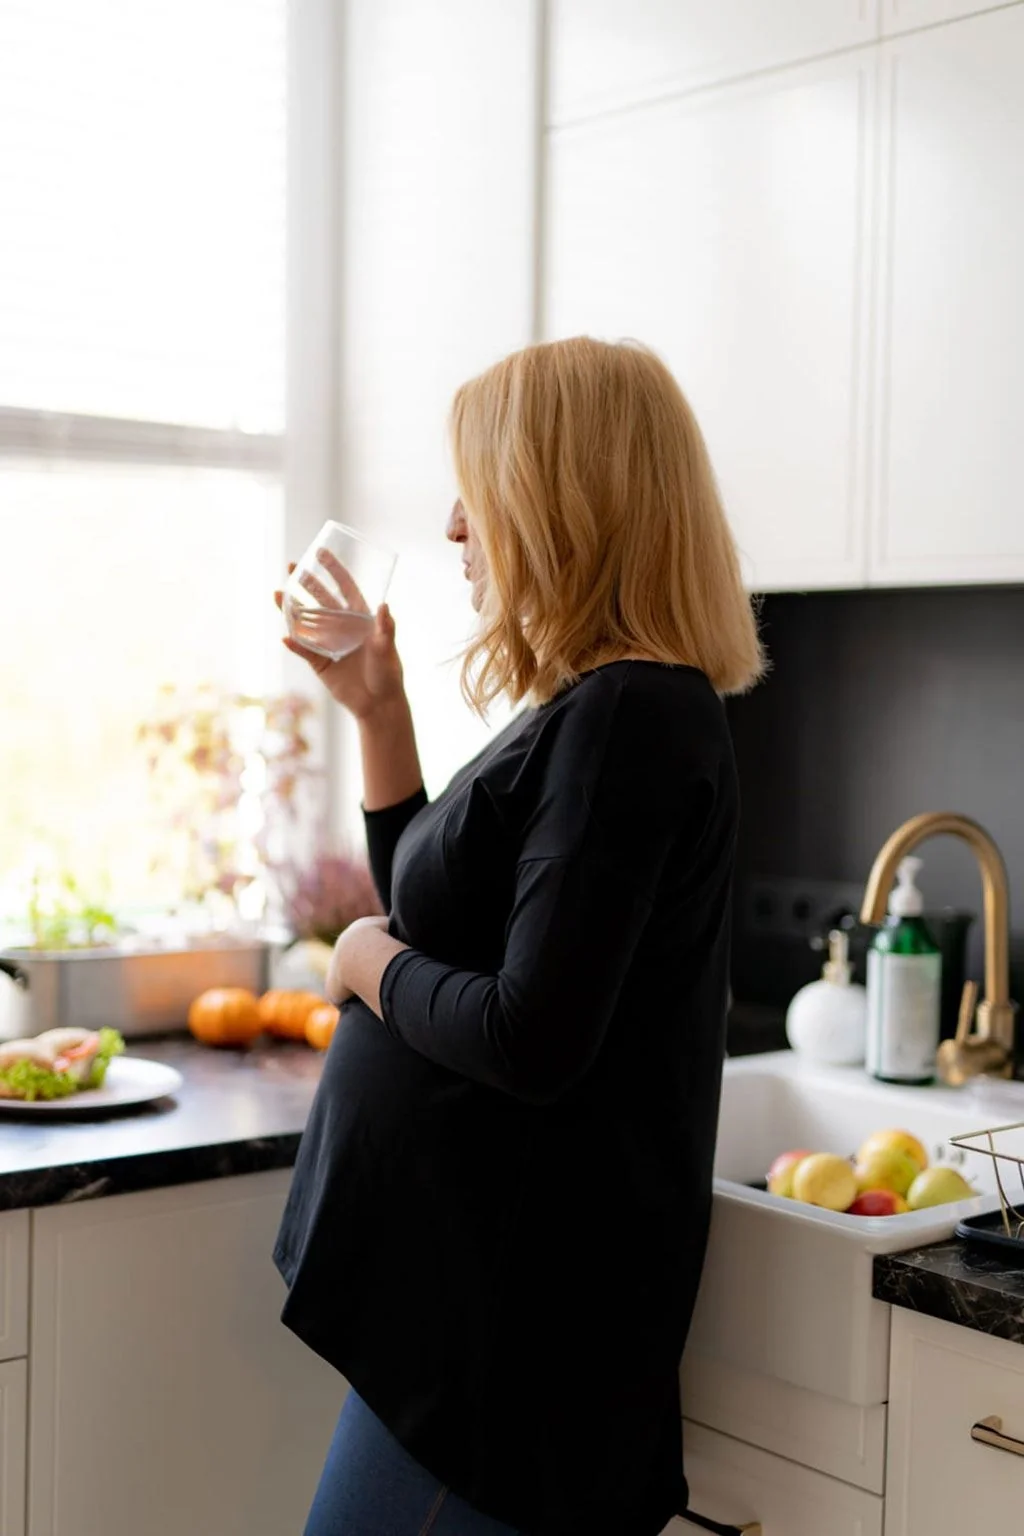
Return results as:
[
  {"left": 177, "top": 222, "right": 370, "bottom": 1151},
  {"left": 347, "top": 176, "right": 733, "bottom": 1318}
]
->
[{"left": 0, "top": 0, "right": 287, "bottom": 437}]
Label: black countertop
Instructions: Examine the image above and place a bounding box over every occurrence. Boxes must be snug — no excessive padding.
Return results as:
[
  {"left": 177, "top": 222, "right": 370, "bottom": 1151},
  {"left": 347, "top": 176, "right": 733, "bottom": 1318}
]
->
[
  {"left": 0, "top": 1037, "right": 322, "bottom": 1212},
  {"left": 874, "top": 1234, "right": 1024, "bottom": 1345}
]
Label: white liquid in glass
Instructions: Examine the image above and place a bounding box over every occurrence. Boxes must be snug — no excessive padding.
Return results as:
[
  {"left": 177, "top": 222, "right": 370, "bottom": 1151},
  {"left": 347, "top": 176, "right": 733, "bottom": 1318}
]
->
[{"left": 286, "top": 601, "right": 374, "bottom": 660}]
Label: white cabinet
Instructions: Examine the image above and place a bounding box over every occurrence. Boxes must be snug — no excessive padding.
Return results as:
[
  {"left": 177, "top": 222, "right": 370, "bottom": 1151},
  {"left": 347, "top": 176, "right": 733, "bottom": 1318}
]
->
[
  {"left": 870, "top": 5, "right": 1024, "bottom": 583},
  {"left": 0, "top": 1361, "right": 26, "bottom": 1536},
  {"left": 548, "top": 1, "right": 878, "bottom": 124},
  {"left": 0, "top": 1216, "right": 27, "bottom": 1364},
  {"left": 546, "top": 51, "right": 874, "bottom": 592},
  {"left": 886, "top": 1309, "right": 1024, "bottom": 1536},
  {"left": 669, "top": 1420, "right": 883, "bottom": 1535},
  {"left": 681, "top": 1351, "right": 887, "bottom": 1493},
  {"left": 28, "top": 1172, "right": 343, "bottom": 1536},
  {"left": 880, "top": 1, "right": 1017, "bottom": 36}
]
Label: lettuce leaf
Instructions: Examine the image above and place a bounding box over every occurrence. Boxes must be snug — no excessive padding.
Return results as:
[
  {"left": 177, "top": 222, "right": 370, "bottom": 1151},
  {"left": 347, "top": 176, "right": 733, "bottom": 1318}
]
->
[
  {"left": 0, "top": 1028, "right": 126, "bottom": 1101},
  {"left": 86, "top": 1028, "right": 125, "bottom": 1089},
  {"left": 0, "top": 1060, "right": 78, "bottom": 1102}
]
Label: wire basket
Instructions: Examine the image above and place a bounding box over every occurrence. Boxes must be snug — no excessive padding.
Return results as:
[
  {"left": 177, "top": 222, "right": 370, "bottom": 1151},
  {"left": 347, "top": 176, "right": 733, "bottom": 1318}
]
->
[{"left": 949, "top": 1121, "right": 1024, "bottom": 1245}]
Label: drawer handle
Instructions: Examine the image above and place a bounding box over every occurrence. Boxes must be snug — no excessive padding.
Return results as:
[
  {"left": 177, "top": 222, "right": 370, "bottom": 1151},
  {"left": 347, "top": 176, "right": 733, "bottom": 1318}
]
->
[
  {"left": 681, "top": 1512, "right": 762, "bottom": 1536},
  {"left": 972, "top": 1415, "right": 1024, "bottom": 1459}
]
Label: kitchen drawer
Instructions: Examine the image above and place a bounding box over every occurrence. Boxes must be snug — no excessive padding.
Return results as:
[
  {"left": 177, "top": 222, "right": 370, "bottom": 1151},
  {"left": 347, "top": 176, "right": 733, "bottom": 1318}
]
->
[
  {"left": 0, "top": 1217, "right": 28, "bottom": 1363},
  {"left": 682, "top": 1349, "right": 886, "bottom": 1492},
  {"left": 667, "top": 1420, "right": 883, "bottom": 1536},
  {"left": 886, "top": 1309, "right": 1024, "bottom": 1536}
]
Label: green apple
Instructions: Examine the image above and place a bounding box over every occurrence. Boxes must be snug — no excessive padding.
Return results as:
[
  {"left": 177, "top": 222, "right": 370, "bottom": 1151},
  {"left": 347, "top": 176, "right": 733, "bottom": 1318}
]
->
[
  {"left": 906, "top": 1166, "right": 975, "bottom": 1210},
  {"left": 854, "top": 1146, "right": 920, "bottom": 1198}
]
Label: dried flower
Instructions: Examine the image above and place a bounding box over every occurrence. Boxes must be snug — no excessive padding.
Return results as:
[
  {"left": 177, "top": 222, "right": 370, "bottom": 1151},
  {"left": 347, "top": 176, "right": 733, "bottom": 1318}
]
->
[{"left": 273, "top": 848, "right": 382, "bottom": 944}]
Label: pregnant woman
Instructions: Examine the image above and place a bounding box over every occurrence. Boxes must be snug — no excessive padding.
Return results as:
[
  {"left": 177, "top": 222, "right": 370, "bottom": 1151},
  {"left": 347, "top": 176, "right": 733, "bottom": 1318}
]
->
[{"left": 274, "top": 337, "right": 763, "bottom": 1536}]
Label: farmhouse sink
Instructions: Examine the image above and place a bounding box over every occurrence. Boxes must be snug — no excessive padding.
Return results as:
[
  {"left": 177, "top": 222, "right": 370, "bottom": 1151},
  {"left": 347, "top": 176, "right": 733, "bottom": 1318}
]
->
[{"left": 688, "top": 1051, "right": 1021, "bottom": 1405}]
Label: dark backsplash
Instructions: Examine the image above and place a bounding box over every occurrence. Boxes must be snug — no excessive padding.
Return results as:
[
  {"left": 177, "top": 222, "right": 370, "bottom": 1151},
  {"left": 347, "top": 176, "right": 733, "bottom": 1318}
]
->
[{"left": 725, "top": 586, "right": 1024, "bottom": 1020}]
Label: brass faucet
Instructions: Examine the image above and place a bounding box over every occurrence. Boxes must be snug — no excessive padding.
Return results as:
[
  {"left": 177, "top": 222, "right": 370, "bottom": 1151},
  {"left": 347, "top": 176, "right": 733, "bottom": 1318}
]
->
[{"left": 860, "top": 813, "right": 1017, "bottom": 1085}]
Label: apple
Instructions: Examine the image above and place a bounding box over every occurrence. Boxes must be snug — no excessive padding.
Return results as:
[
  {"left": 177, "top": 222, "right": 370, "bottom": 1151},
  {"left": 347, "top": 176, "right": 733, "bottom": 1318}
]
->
[
  {"left": 767, "top": 1149, "right": 813, "bottom": 1198},
  {"left": 856, "top": 1128, "right": 929, "bottom": 1175},
  {"left": 853, "top": 1145, "right": 921, "bottom": 1198},
  {"left": 906, "top": 1166, "right": 975, "bottom": 1210},
  {"left": 846, "top": 1189, "right": 909, "bottom": 1217},
  {"left": 791, "top": 1153, "right": 858, "bottom": 1212}
]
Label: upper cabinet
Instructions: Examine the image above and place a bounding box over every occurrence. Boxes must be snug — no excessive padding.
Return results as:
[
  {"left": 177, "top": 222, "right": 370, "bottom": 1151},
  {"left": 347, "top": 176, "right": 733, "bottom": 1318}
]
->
[
  {"left": 547, "top": 0, "right": 878, "bottom": 124},
  {"left": 545, "top": 52, "right": 874, "bottom": 592},
  {"left": 870, "top": 5, "right": 1024, "bottom": 584},
  {"left": 544, "top": 0, "right": 1024, "bottom": 591},
  {"left": 880, "top": 2, "right": 1011, "bottom": 37}
]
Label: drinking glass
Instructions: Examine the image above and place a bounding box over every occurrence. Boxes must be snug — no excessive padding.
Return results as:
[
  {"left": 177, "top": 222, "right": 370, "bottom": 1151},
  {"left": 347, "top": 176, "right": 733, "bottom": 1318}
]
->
[{"left": 283, "top": 521, "right": 397, "bottom": 661}]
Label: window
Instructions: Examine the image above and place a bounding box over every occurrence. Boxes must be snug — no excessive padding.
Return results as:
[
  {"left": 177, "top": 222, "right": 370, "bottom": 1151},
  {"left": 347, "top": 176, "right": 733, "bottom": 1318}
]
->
[{"left": 0, "top": 0, "right": 291, "bottom": 926}]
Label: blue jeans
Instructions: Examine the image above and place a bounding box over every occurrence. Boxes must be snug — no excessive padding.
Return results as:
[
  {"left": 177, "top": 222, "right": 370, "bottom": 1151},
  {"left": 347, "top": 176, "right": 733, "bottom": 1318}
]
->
[{"left": 304, "top": 1389, "right": 523, "bottom": 1536}]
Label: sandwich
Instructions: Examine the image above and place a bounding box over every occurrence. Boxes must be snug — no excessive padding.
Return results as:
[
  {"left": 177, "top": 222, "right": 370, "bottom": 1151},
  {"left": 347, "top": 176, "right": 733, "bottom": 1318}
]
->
[{"left": 0, "top": 1027, "right": 125, "bottom": 1102}]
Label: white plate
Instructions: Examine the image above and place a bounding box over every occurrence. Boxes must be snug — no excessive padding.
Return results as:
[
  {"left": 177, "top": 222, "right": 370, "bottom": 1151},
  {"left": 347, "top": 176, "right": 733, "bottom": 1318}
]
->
[{"left": 0, "top": 1056, "right": 183, "bottom": 1114}]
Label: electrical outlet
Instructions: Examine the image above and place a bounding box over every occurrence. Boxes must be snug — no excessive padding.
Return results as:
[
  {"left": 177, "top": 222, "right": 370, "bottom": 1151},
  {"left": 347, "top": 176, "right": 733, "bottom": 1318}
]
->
[{"left": 741, "top": 877, "right": 867, "bottom": 946}]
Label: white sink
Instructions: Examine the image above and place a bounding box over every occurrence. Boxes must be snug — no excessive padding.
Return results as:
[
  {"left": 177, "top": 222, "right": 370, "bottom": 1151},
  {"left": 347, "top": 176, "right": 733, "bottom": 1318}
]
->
[{"left": 688, "top": 1051, "right": 1022, "bottom": 1405}]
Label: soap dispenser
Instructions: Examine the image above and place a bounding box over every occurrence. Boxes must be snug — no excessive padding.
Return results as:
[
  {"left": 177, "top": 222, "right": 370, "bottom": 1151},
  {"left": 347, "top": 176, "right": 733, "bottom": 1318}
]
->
[
  {"left": 785, "top": 928, "right": 867, "bottom": 1066},
  {"left": 866, "top": 855, "right": 942, "bottom": 1084}
]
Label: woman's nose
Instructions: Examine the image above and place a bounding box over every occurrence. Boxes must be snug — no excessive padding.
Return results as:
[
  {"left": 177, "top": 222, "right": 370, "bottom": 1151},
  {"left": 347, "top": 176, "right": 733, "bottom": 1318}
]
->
[{"left": 446, "top": 500, "right": 467, "bottom": 543}]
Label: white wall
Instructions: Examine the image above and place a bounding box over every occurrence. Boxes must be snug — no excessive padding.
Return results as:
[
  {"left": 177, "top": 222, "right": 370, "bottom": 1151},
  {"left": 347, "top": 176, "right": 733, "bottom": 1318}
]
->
[{"left": 334, "top": 0, "right": 541, "bottom": 838}]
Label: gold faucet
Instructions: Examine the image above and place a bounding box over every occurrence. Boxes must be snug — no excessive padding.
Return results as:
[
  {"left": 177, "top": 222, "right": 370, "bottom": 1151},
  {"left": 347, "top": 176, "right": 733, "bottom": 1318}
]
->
[{"left": 860, "top": 813, "right": 1017, "bottom": 1085}]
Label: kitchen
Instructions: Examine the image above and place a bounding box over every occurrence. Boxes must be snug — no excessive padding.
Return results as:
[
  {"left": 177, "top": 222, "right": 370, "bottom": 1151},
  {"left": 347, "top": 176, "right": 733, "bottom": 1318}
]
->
[{"left": 1, "top": 2, "right": 1023, "bottom": 1534}]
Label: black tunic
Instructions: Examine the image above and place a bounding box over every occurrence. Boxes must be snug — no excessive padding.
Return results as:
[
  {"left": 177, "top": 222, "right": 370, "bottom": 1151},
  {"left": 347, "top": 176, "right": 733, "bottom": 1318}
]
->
[{"left": 274, "top": 660, "right": 738, "bottom": 1536}]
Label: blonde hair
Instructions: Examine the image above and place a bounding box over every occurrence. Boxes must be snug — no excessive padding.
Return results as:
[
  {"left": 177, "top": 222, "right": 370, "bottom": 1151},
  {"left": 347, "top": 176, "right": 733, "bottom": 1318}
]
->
[{"left": 449, "top": 336, "right": 764, "bottom": 711}]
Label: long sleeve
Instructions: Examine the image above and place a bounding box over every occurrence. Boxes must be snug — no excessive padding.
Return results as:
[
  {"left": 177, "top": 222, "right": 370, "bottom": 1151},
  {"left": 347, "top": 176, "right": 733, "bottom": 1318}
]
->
[
  {"left": 363, "top": 786, "right": 428, "bottom": 911},
  {"left": 377, "top": 671, "right": 716, "bottom": 1105}
]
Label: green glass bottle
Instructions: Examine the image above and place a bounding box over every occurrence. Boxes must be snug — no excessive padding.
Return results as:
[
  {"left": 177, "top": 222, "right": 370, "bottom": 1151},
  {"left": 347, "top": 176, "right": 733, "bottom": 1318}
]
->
[{"left": 866, "top": 856, "right": 941, "bottom": 1084}]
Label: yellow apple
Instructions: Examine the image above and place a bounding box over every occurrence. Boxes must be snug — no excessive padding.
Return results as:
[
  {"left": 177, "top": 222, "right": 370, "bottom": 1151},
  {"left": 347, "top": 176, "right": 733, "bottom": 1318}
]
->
[
  {"left": 906, "top": 1167, "right": 975, "bottom": 1210},
  {"left": 791, "top": 1153, "right": 858, "bottom": 1212},
  {"left": 853, "top": 1146, "right": 921, "bottom": 1198},
  {"left": 766, "top": 1149, "right": 813, "bottom": 1198},
  {"left": 856, "top": 1129, "right": 929, "bottom": 1175}
]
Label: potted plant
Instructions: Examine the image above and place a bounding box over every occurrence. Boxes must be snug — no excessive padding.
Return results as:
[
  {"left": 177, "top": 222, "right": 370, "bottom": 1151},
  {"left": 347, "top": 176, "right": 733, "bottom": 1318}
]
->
[{"left": 268, "top": 848, "right": 383, "bottom": 993}]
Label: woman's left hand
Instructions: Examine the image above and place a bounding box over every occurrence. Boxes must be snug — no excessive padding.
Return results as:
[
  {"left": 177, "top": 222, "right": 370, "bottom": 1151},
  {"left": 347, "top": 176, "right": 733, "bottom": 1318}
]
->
[{"left": 327, "top": 915, "right": 396, "bottom": 1010}]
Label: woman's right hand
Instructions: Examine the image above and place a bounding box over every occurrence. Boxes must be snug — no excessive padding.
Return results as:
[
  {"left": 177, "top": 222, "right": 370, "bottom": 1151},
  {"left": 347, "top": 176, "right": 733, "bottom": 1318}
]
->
[{"left": 274, "top": 559, "right": 406, "bottom": 723}]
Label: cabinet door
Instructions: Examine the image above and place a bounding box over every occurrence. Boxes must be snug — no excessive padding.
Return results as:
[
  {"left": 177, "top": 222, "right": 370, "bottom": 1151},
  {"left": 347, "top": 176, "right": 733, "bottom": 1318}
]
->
[
  {"left": 546, "top": 52, "right": 874, "bottom": 592},
  {"left": 886, "top": 1309, "right": 1024, "bottom": 1536},
  {"left": 870, "top": 6, "right": 1024, "bottom": 583},
  {"left": 663, "top": 1421, "right": 883, "bottom": 1535},
  {"left": 548, "top": 1, "right": 878, "bottom": 124},
  {"left": 0, "top": 1215, "right": 28, "bottom": 1364},
  {"left": 880, "top": 1, "right": 1014, "bottom": 36},
  {"left": 0, "top": 1360, "right": 26, "bottom": 1536},
  {"left": 29, "top": 1172, "right": 344, "bottom": 1536}
]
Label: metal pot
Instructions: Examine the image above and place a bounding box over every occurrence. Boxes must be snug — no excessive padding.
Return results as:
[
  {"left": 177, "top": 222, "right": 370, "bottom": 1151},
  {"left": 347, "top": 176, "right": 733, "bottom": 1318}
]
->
[{"left": 0, "top": 942, "right": 272, "bottom": 1041}]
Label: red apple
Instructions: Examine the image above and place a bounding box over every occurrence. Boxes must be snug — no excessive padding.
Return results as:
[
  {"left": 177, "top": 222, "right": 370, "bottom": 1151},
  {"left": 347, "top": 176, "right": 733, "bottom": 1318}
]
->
[
  {"left": 846, "top": 1188, "right": 909, "bottom": 1217},
  {"left": 767, "top": 1149, "right": 813, "bottom": 1198}
]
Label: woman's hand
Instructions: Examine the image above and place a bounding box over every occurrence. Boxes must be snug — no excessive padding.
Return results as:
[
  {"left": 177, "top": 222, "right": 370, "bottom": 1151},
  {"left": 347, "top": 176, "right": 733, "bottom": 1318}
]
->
[
  {"left": 274, "top": 552, "right": 406, "bottom": 722},
  {"left": 327, "top": 914, "right": 406, "bottom": 1015}
]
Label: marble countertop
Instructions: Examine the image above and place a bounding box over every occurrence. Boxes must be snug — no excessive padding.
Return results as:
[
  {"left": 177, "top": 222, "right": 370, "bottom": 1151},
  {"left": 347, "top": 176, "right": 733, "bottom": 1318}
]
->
[
  {"left": 874, "top": 1233, "right": 1024, "bottom": 1345},
  {"left": 0, "top": 1037, "right": 322, "bottom": 1212}
]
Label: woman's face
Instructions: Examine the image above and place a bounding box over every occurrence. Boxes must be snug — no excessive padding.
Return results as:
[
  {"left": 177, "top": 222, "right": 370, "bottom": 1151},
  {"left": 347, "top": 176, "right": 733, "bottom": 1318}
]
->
[{"left": 446, "top": 499, "right": 488, "bottom": 612}]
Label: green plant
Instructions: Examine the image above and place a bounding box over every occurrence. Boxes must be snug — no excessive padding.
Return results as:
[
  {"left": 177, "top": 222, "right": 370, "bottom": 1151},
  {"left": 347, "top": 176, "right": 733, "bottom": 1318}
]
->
[{"left": 26, "top": 869, "right": 119, "bottom": 950}]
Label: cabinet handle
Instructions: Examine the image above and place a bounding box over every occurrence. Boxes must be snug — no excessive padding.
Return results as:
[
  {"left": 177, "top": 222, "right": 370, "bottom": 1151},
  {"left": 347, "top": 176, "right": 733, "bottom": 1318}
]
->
[
  {"left": 971, "top": 1415, "right": 1024, "bottom": 1459},
  {"left": 680, "top": 1512, "right": 762, "bottom": 1536}
]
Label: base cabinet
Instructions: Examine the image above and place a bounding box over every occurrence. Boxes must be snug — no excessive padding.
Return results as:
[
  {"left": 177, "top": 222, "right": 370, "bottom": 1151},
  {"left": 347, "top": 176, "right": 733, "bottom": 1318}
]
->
[
  {"left": 27, "top": 1173, "right": 343, "bottom": 1536},
  {"left": 670, "top": 1421, "right": 883, "bottom": 1535},
  {"left": 885, "top": 1309, "right": 1024, "bottom": 1536},
  {"left": 0, "top": 1361, "right": 26, "bottom": 1536}
]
